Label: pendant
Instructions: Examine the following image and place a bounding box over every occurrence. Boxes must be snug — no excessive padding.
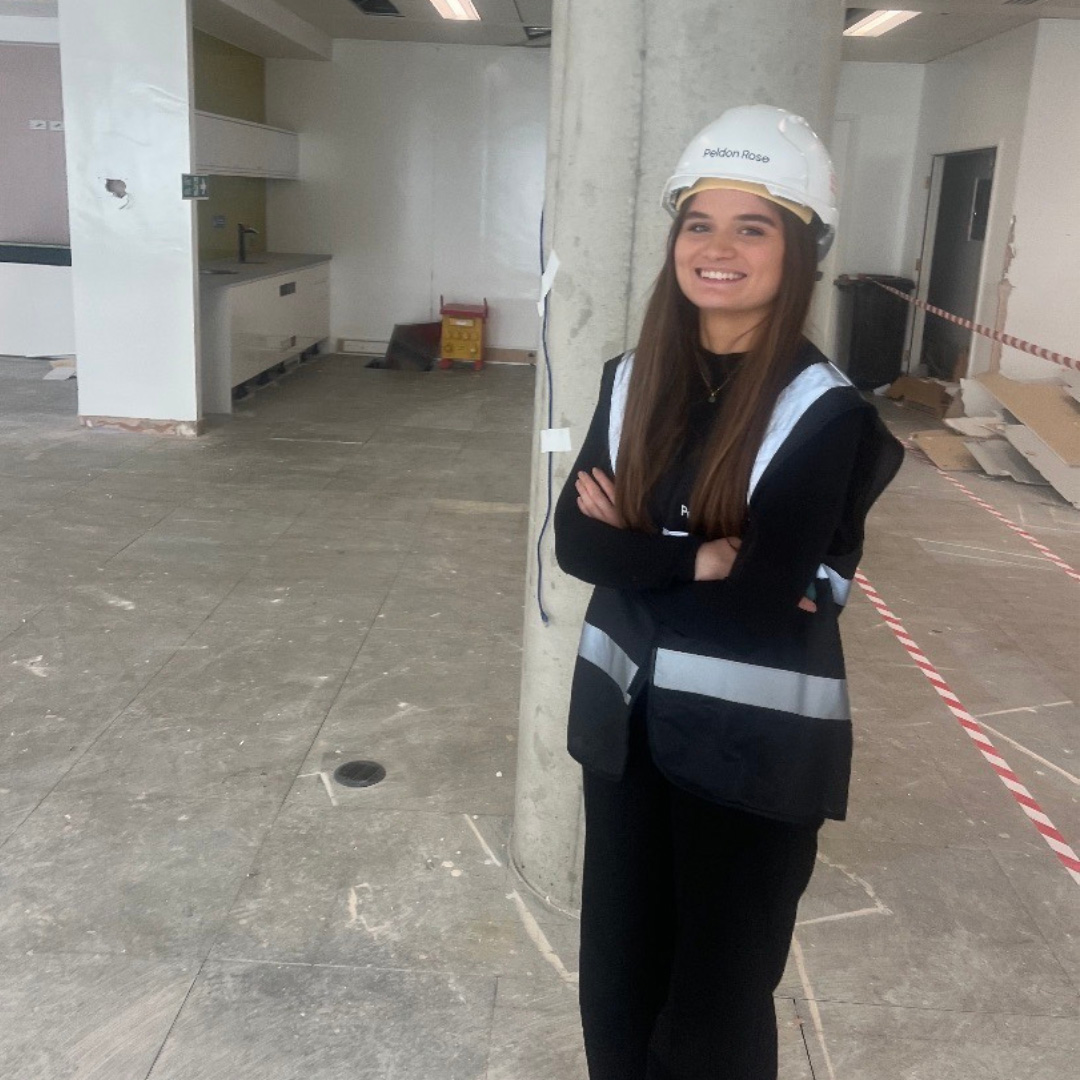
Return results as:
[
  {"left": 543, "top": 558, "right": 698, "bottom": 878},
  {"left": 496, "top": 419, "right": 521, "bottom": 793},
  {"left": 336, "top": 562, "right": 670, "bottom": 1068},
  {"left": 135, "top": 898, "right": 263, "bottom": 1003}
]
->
[{"left": 708, "top": 389, "right": 719, "bottom": 403}]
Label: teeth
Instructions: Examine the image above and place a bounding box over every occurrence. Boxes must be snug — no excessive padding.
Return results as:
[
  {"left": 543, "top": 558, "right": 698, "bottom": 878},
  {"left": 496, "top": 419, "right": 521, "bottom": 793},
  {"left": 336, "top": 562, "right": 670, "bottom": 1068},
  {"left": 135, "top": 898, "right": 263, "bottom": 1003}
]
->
[{"left": 699, "top": 269, "right": 745, "bottom": 281}]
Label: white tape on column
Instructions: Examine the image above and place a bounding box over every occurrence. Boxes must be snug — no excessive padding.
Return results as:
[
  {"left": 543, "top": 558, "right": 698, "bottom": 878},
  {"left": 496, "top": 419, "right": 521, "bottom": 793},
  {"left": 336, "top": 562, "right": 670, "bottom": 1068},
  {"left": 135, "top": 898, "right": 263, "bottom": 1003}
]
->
[
  {"left": 540, "top": 427, "right": 572, "bottom": 454},
  {"left": 538, "top": 250, "right": 561, "bottom": 315}
]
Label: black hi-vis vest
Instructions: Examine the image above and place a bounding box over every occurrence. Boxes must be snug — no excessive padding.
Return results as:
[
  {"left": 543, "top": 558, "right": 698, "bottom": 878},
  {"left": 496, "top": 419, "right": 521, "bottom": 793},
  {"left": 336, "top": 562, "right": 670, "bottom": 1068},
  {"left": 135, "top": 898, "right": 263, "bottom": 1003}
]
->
[{"left": 567, "top": 350, "right": 903, "bottom": 824}]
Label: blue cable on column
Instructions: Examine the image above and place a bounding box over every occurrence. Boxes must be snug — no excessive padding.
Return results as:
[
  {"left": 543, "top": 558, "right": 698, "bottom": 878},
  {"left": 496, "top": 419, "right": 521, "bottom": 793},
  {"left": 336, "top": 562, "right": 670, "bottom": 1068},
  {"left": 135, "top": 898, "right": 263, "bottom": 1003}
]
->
[{"left": 535, "top": 208, "right": 554, "bottom": 625}]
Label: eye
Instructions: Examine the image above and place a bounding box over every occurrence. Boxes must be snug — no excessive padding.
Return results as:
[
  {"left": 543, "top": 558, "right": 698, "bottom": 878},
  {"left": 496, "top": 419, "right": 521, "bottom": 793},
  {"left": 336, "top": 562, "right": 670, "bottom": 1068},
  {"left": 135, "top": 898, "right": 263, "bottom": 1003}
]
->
[
  {"left": 684, "top": 221, "right": 711, "bottom": 234},
  {"left": 739, "top": 226, "right": 766, "bottom": 237}
]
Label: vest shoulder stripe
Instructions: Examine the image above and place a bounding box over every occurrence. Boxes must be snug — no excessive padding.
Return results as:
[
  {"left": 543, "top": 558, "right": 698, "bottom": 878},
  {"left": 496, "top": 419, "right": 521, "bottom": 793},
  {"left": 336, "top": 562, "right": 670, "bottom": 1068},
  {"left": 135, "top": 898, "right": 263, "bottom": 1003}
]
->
[
  {"left": 607, "top": 355, "right": 850, "bottom": 495},
  {"left": 748, "top": 362, "right": 852, "bottom": 500},
  {"left": 608, "top": 352, "right": 635, "bottom": 473},
  {"left": 653, "top": 648, "right": 850, "bottom": 721},
  {"left": 579, "top": 622, "right": 639, "bottom": 704}
]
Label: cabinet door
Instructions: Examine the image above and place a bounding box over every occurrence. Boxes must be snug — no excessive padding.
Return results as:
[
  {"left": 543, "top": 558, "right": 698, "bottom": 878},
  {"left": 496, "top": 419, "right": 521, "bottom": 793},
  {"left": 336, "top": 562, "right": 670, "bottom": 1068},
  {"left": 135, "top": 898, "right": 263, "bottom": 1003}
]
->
[
  {"left": 264, "top": 128, "right": 300, "bottom": 179},
  {"left": 195, "top": 111, "right": 299, "bottom": 179},
  {"left": 294, "top": 266, "right": 330, "bottom": 351},
  {"left": 231, "top": 277, "right": 291, "bottom": 386},
  {"left": 194, "top": 112, "right": 232, "bottom": 174}
]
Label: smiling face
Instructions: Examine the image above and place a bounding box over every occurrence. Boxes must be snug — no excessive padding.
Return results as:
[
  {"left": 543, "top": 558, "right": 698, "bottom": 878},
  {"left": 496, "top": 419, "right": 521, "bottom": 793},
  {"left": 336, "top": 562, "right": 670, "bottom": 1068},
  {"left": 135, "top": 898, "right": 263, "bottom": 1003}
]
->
[{"left": 673, "top": 187, "right": 787, "bottom": 351}]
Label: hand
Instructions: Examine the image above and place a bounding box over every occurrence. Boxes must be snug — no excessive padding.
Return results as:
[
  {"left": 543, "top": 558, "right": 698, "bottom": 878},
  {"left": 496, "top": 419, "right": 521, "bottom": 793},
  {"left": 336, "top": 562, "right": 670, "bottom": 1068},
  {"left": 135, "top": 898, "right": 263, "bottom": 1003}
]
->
[
  {"left": 576, "top": 468, "right": 626, "bottom": 529},
  {"left": 694, "top": 537, "right": 741, "bottom": 581}
]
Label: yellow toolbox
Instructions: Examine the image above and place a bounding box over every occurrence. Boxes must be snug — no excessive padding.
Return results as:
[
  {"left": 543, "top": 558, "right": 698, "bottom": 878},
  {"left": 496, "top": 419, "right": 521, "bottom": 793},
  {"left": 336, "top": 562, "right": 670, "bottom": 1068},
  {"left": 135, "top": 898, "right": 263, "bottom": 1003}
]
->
[{"left": 438, "top": 296, "right": 489, "bottom": 371}]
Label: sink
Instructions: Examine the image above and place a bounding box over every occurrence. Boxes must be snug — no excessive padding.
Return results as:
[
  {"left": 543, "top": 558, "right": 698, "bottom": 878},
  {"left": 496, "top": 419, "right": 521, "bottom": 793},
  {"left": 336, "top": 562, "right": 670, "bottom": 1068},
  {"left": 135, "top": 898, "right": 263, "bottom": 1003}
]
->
[{"left": 200, "top": 268, "right": 240, "bottom": 276}]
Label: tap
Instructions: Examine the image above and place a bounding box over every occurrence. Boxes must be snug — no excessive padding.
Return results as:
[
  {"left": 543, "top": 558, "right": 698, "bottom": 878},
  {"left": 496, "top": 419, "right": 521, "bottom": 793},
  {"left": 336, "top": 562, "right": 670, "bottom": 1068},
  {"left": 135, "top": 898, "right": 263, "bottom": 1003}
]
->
[{"left": 237, "top": 223, "right": 259, "bottom": 263}]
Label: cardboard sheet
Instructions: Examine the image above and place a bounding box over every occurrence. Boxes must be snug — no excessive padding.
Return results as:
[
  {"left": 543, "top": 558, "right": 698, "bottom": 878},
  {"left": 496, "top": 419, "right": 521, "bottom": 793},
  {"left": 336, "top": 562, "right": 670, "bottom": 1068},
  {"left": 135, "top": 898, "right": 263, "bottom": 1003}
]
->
[
  {"left": 978, "top": 373, "right": 1080, "bottom": 466},
  {"left": 912, "top": 431, "right": 980, "bottom": 471},
  {"left": 886, "top": 376, "right": 961, "bottom": 419}
]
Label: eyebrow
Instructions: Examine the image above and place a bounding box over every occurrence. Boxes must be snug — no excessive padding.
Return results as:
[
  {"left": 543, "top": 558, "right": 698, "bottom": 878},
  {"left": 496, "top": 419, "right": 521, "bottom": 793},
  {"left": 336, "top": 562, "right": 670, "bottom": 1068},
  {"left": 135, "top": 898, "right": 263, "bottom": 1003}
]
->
[{"left": 684, "top": 210, "right": 779, "bottom": 226}]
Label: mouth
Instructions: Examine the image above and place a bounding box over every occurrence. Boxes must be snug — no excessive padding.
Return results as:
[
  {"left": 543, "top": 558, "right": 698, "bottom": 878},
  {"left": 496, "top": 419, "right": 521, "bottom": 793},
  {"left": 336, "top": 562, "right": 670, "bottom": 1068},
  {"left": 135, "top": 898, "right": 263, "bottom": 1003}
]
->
[{"left": 696, "top": 268, "right": 747, "bottom": 282}]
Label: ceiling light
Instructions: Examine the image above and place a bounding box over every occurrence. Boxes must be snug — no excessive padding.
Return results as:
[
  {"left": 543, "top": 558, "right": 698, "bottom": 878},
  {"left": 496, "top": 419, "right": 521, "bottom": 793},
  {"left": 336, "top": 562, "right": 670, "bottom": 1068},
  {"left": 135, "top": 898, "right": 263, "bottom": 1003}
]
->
[
  {"left": 843, "top": 10, "right": 920, "bottom": 37},
  {"left": 428, "top": 0, "right": 481, "bottom": 20}
]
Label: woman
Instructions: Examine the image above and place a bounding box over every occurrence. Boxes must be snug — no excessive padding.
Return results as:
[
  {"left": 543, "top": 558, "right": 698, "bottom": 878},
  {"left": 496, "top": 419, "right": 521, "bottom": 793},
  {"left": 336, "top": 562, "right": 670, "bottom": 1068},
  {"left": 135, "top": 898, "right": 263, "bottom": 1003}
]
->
[{"left": 554, "top": 105, "right": 903, "bottom": 1080}]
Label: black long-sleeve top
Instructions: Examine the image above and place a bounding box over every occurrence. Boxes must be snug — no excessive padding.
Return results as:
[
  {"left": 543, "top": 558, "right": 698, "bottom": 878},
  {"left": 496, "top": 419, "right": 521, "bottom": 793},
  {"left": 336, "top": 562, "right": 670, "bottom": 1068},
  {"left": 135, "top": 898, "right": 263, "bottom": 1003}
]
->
[{"left": 554, "top": 348, "right": 869, "bottom": 639}]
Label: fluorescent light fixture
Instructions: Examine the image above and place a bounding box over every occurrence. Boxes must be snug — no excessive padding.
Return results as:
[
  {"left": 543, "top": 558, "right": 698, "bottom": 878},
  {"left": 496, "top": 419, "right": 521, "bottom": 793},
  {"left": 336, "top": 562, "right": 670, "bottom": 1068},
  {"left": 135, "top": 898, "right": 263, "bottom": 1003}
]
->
[
  {"left": 843, "top": 10, "right": 920, "bottom": 37},
  {"left": 428, "top": 0, "right": 481, "bottom": 20}
]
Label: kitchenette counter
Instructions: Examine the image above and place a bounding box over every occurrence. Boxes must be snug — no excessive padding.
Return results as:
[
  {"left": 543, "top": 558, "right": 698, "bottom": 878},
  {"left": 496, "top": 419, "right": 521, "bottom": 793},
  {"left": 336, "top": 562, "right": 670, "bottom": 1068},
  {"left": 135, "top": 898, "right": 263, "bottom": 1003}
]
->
[
  {"left": 199, "top": 252, "right": 331, "bottom": 289},
  {"left": 199, "top": 253, "right": 332, "bottom": 414}
]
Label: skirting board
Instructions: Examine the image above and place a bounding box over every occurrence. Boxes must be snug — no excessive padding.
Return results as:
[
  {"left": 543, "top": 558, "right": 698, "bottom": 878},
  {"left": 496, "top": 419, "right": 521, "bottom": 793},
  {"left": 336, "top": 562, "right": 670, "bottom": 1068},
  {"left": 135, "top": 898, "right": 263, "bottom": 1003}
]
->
[
  {"left": 337, "top": 341, "right": 536, "bottom": 365},
  {"left": 338, "top": 338, "right": 387, "bottom": 355},
  {"left": 485, "top": 347, "right": 537, "bottom": 365},
  {"left": 80, "top": 415, "right": 204, "bottom": 437}
]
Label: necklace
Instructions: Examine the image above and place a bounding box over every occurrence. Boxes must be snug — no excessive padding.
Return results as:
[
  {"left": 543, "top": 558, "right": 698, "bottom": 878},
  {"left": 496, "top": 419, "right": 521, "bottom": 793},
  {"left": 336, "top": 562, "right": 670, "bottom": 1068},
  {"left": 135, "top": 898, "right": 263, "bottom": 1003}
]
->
[{"left": 697, "top": 358, "right": 739, "bottom": 403}]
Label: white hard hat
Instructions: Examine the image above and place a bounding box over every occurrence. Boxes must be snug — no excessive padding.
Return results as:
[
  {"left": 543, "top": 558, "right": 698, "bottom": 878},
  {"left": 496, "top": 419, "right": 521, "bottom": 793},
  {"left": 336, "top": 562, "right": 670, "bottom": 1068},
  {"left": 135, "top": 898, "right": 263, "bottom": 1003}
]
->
[{"left": 662, "top": 104, "right": 838, "bottom": 261}]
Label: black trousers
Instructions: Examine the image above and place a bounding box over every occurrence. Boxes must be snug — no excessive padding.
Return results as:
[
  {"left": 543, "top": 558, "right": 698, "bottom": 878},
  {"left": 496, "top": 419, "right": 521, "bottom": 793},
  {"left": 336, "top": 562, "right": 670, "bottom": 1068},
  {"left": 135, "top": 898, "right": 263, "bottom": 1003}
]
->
[{"left": 579, "top": 705, "right": 820, "bottom": 1080}]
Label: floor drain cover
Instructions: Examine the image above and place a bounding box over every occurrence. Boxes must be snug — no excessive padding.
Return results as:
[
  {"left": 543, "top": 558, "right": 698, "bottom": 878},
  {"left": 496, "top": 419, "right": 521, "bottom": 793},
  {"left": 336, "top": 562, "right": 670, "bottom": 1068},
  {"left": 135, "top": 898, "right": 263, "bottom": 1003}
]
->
[{"left": 333, "top": 760, "right": 386, "bottom": 788}]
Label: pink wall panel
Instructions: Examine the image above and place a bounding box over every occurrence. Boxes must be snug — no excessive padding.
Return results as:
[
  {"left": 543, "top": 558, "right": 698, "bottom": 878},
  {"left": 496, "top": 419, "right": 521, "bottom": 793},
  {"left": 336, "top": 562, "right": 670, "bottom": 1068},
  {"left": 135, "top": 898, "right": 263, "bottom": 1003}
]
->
[{"left": 0, "top": 43, "right": 69, "bottom": 244}]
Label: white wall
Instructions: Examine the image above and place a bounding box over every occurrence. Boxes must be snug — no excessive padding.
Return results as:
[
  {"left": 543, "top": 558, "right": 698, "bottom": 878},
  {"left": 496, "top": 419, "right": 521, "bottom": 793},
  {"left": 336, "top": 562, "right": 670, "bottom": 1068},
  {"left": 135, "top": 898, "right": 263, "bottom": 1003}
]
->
[
  {"left": 266, "top": 40, "right": 549, "bottom": 351},
  {"left": 1005, "top": 20, "right": 1080, "bottom": 382},
  {"left": 0, "top": 14, "right": 59, "bottom": 44},
  {"left": 58, "top": 0, "right": 201, "bottom": 422},
  {"left": 902, "top": 23, "right": 1038, "bottom": 374},
  {"left": 0, "top": 264, "right": 74, "bottom": 355},
  {"left": 833, "top": 62, "right": 924, "bottom": 277}
]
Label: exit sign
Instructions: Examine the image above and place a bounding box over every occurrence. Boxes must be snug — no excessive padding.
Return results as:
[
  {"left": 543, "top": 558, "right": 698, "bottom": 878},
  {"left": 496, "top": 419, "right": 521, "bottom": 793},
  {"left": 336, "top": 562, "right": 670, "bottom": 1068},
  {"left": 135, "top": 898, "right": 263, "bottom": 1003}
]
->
[{"left": 182, "top": 174, "right": 209, "bottom": 200}]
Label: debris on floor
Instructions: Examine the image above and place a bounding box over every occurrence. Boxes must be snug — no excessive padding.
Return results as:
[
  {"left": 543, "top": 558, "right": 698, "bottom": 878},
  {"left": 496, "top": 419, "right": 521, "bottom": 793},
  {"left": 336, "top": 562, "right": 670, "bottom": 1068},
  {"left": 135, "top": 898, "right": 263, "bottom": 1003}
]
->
[
  {"left": 885, "top": 374, "right": 961, "bottom": 419},
  {"left": 901, "top": 369, "right": 1080, "bottom": 508},
  {"left": 43, "top": 355, "right": 77, "bottom": 381},
  {"left": 911, "top": 430, "right": 980, "bottom": 471}
]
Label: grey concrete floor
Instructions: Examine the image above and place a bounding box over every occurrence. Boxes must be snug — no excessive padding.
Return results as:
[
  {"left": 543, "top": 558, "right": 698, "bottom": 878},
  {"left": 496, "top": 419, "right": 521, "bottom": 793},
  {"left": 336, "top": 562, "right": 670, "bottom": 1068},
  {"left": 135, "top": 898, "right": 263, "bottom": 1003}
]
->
[{"left": 0, "top": 353, "right": 1077, "bottom": 1080}]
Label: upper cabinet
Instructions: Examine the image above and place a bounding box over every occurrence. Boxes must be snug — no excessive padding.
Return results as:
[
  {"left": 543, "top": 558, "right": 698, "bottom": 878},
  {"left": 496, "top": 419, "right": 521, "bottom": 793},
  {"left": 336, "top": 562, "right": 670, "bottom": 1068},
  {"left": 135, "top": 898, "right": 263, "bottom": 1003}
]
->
[{"left": 194, "top": 111, "right": 299, "bottom": 180}]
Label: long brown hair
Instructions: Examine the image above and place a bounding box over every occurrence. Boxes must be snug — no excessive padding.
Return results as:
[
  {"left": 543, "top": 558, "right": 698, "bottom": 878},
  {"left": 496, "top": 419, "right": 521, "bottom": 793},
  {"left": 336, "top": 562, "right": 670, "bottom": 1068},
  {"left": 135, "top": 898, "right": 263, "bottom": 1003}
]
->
[{"left": 614, "top": 198, "right": 819, "bottom": 539}]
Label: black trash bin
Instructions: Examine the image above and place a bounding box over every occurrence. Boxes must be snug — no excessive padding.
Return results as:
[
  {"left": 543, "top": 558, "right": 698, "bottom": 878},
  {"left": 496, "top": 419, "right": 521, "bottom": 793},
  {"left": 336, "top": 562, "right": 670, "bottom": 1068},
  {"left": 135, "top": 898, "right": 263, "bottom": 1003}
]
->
[{"left": 835, "top": 274, "right": 915, "bottom": 390}]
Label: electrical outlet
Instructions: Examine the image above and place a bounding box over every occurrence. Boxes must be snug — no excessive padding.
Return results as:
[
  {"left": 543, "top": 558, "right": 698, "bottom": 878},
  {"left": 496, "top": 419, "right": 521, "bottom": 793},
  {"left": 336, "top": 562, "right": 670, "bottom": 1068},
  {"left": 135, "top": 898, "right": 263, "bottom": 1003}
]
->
[
  {"left": 49, "top": 120, "right": 64, "bottom": 132},
  {"left": 29, "top": 119, "right": 46, "bottom": 130}
]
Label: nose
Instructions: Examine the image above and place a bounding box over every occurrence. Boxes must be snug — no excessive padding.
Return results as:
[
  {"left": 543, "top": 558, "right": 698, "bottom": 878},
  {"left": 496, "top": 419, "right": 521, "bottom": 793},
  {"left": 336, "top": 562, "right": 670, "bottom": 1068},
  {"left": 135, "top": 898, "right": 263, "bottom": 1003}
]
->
[{"left": 703, "top": 229, "right": 736, "bottom": 258}]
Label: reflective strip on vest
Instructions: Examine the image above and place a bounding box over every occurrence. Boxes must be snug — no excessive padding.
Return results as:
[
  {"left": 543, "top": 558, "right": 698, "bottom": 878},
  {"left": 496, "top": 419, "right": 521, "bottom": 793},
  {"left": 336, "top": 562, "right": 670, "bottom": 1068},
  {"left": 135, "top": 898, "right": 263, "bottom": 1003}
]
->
[
  {"left": 816, "top": 564, "right": 853, "bottom": 607},
  {"left": 578, "top": 622, "right": 639, "bottom": 705},
  {"left": 609, "top": 355, "right": 851, "bottom": 495},
  {"left": 608, "top": 351, "right": 635, "bottom": 472},
  {"left": 653, "top": 648, "right": 850, "bottom": 721},
  {"left": 748, "top": 361, "right": 852, "bottom": 498}
]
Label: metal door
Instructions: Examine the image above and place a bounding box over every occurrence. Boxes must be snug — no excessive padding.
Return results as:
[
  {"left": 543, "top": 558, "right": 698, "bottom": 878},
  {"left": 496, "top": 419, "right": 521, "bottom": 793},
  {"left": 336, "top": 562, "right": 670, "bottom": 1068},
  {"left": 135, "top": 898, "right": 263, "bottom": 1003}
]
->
[{"left": 919, "top": 147, "right": 996, "bottom": 379}]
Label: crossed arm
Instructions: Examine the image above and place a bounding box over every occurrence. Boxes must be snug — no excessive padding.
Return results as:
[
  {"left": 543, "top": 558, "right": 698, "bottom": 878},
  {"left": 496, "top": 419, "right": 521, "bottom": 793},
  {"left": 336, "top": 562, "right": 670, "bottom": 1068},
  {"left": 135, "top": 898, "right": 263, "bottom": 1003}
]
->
[
  {"left": 572, "top": 466, "right": 812, "bottom": 610},
  {"left": 553, "top": 373, "right": 867, "bottom": 628}
]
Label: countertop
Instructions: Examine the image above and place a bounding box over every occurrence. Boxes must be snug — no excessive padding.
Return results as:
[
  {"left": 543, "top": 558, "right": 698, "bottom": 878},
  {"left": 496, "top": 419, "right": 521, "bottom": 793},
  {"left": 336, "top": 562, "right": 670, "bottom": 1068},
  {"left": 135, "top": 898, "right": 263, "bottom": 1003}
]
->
[
  {"left": 0, "top": 243, "right": 72, "bottom": 266},
  {"left": 198, "top": 252, "right": 331, "bottom": 290}
]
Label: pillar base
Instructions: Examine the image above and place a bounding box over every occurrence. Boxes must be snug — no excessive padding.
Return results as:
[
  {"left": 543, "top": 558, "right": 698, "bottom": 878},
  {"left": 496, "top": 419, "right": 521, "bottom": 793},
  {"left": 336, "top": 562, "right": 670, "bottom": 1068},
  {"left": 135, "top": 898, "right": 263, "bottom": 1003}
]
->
[{"left": 79, "top": 415, "right": 203, "bottom": 437}]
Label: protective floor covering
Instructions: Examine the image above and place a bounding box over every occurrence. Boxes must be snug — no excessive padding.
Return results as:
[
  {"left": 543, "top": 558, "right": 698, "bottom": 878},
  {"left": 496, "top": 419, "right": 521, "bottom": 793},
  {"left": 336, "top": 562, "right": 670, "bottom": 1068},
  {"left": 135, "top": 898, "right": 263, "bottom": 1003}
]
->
[{"left": 0, "top": 354, "right": 1077, "bottom": 1079}]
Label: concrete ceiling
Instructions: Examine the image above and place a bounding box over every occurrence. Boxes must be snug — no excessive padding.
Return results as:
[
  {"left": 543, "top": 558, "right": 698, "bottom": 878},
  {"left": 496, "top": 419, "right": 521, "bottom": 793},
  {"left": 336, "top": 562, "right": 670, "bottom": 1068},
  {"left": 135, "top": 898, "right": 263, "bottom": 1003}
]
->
[
  {"left": 187, "top": 0, "right": 1080, "bottom": 62},
  {"left": 841, "top": 1, "right": 1080, "bottom": 63},
  {"left": 263, "top": 0, "right": 551, "bottom": 47}
]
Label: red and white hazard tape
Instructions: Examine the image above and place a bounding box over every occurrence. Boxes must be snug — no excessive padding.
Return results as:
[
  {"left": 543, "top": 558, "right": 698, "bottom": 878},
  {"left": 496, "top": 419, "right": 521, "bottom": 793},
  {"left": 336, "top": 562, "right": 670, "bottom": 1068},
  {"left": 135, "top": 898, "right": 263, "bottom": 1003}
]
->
[
  {"left": 864, "top": 277, "right": 1079, "bottom": 373},
  {"left": 902, "top": 440, "right": 1080, "bottom": 584},
  {"left": 854, "top": 569, "right": 1080, "bottom": 888}
]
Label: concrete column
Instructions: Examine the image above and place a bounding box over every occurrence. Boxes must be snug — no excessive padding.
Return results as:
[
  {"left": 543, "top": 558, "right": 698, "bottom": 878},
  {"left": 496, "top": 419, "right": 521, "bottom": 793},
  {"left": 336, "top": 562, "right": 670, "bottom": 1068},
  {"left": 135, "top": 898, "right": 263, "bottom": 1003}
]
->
[
  {"left": 58, "top": 0, "right": 202, "bottom": 434},
  {"left": 513, "top": 0, "right": 843, "bottom": 912}
]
